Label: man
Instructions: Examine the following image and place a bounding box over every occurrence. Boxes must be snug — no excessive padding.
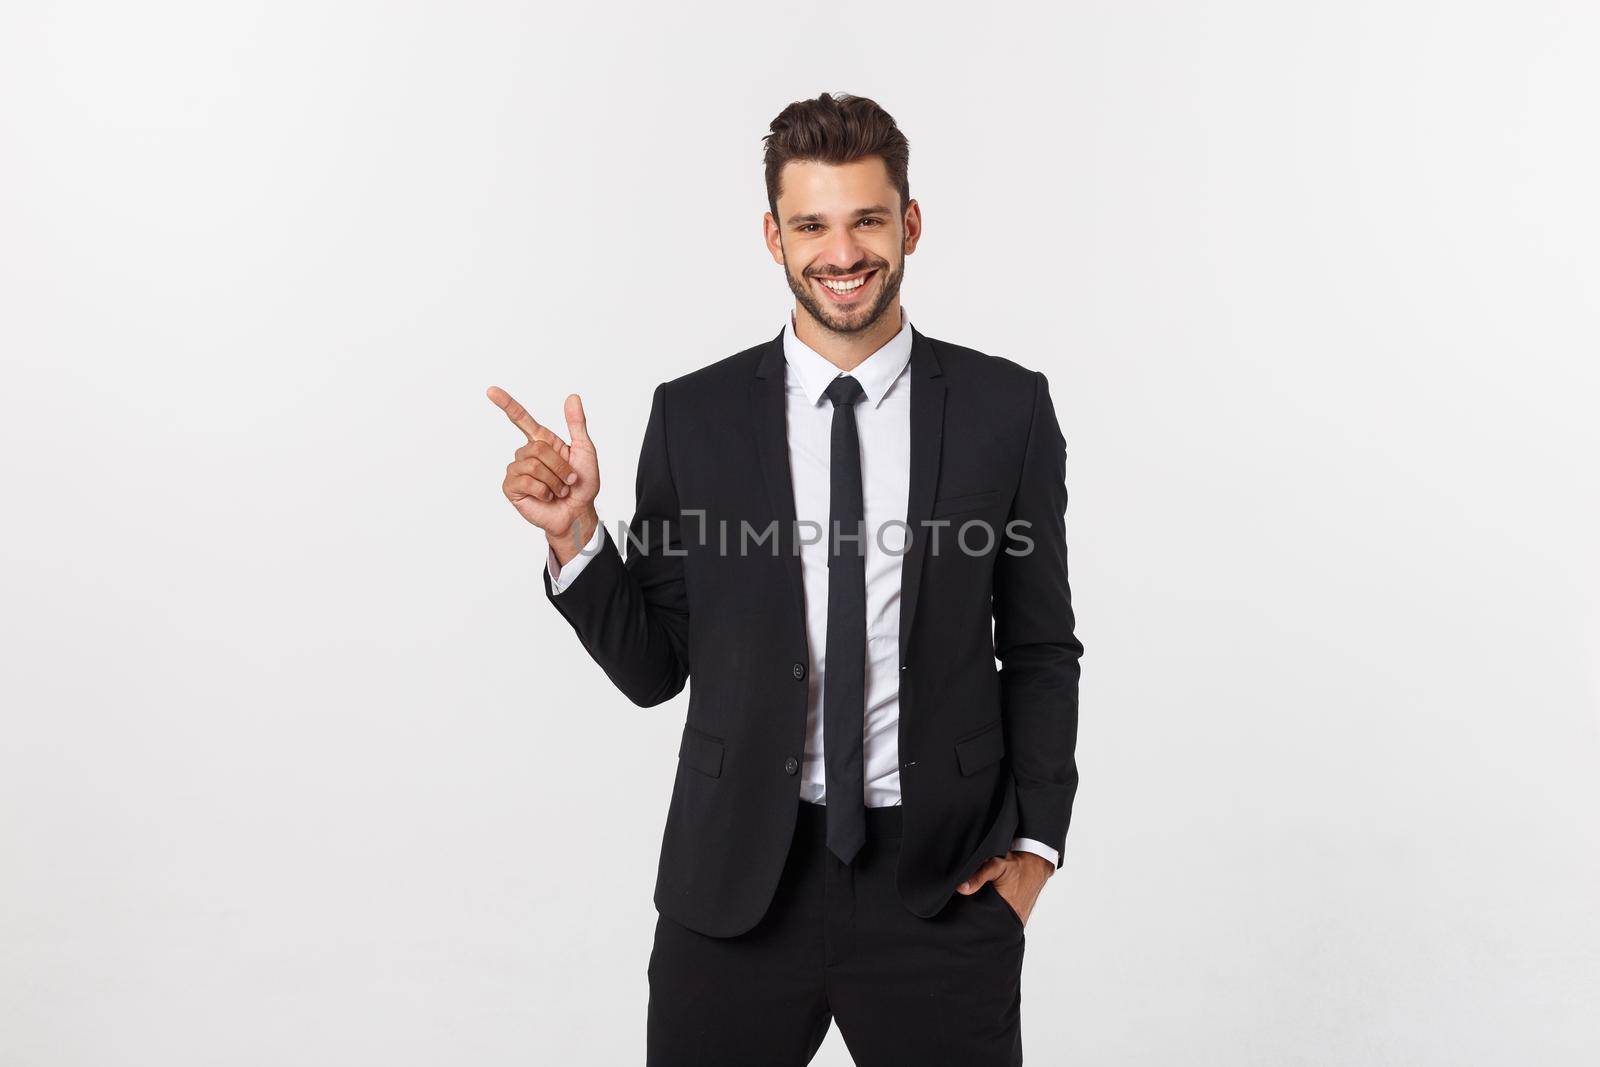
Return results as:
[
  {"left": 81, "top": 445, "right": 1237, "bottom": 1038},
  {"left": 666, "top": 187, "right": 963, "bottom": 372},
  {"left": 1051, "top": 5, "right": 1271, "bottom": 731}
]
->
[{"left": 487, "top": 92, "right": 1082, "bottom": 1066}]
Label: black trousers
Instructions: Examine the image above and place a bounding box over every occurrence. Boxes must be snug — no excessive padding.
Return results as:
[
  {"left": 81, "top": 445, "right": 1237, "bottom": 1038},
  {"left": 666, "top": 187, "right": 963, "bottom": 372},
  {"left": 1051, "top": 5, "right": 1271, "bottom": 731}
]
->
[{"left": 647, "top": 800, "right": 1026, "bottom": 1066}]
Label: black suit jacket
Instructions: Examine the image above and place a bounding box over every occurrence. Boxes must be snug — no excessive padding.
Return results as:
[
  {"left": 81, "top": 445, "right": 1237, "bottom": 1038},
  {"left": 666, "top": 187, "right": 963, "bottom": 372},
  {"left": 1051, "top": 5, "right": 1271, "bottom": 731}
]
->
[{"left": 543, "top": 325, "right": 1083, "bottom": 938}]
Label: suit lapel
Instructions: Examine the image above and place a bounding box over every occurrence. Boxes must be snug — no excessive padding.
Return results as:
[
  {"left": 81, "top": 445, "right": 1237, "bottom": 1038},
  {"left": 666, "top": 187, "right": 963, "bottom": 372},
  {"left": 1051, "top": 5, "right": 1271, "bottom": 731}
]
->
[
  {"left": 750, "top": 329, "right": 809, "bottom": 630},
  {"left": 898, "top": 326, "right": 945, "bottom": 665},
  {"left": 749, "top": 323, "right": 946, "bottom": 666}
]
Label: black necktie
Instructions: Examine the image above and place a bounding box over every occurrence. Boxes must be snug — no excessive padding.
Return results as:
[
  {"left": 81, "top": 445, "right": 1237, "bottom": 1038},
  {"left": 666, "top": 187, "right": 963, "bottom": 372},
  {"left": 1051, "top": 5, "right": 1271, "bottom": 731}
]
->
[{"left": 822, "top": 374, "right": 868, "bottom": 865}]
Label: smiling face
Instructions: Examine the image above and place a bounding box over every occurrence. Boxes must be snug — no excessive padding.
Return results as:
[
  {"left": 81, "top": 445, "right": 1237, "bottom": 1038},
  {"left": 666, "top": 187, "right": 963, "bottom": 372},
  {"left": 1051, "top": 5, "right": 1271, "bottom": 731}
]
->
[{"left": 764, "top": 156, "right": 921, "bottom": 335}]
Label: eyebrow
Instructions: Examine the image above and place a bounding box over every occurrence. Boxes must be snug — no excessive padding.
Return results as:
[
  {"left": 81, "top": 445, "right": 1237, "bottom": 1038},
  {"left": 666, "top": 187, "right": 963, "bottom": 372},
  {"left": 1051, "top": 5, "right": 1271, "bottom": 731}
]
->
[{"left": 785, "top": 205, "right": 894, "bottom": 226}]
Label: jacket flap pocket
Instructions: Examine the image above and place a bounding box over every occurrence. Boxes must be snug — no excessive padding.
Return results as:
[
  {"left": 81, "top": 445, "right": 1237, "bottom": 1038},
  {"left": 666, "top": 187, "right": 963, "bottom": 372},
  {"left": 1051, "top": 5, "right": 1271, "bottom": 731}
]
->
[
  {"left": 679, "top": 723, "right": 724, "bottom": 778},
  {"left": 954, "top": 720, "right": 1005, "bottom": 776},
  {"left": 932, "top": 489, "right": 1002, "bottom": 518}
]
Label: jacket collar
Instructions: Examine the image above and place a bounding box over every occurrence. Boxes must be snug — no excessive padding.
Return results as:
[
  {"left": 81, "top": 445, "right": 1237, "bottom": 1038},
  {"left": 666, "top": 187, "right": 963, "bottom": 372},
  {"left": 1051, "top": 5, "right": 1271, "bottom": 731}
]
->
[{"left": 751, "top": 319, "right": 946, "bottom": 666}]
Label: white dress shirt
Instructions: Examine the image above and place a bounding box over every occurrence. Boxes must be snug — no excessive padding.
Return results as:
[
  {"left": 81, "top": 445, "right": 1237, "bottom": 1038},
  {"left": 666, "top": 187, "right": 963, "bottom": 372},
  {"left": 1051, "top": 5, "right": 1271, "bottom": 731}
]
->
[{"left": 547, "top": 310, "right": 1058, "bottom": 866}]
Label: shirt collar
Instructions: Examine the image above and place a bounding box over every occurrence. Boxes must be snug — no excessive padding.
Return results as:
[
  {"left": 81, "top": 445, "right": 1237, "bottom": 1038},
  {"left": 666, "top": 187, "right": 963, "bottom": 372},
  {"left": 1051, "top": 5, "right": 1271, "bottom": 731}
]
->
[{"left": 782, "top": 307, "right": 913, "bottom": 409}]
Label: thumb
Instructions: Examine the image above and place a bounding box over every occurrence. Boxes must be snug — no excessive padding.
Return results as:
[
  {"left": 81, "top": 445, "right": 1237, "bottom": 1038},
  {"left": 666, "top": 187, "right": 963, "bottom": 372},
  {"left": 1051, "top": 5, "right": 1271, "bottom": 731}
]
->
[
  {"left": 564, "top": 393, "right": 591, "bottom": 447},
  {"left": 958, "top": 857, "right": 1006, "bottom": 895}
]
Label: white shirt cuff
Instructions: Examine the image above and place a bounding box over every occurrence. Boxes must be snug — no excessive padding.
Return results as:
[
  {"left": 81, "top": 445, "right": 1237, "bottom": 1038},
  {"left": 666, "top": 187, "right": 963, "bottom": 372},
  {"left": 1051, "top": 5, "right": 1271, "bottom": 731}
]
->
[
  {"left": 1010, "top": 837, "right": 1060, "bottom": 867},
  {"left": 547, "top": 522, "right": 607, "bottom": 595}
]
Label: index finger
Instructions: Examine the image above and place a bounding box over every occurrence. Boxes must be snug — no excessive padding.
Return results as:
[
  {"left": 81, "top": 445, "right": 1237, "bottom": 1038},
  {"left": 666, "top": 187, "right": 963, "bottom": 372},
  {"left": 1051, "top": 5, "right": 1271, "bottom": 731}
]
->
[{"left": 485, "top": 385, "right": 545, "bottom": 442}]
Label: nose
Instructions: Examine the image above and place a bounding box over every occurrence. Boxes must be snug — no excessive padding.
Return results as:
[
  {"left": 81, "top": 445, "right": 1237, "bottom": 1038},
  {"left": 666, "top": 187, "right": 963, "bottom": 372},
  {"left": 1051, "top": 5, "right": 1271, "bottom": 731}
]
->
[{"left": 819, "top": 229, "right": 867, "bottom": 273}]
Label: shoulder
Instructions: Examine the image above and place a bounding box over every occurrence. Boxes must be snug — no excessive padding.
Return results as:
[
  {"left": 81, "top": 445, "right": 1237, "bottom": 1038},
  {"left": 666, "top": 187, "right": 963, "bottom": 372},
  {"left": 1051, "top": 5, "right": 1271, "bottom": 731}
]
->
[
  {"left": 653, "top": 336, "right": 774, "bottom": 409},
  {"left": 643, "top": 334, "right": 780, "bottom": 435},
  {"left": 921, "top": 333, "right": 1046, "bottom": 401}
]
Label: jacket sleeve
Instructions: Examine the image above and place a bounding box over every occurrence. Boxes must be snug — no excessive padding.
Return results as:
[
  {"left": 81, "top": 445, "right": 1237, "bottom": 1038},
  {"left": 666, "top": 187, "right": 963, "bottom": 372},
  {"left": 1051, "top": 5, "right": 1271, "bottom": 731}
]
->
[
  {"left": 541, "top": 382, "right": 691, "bottom": 707},
  {"left": 993, "top": 370, "right": 1084, "bottom": 867}
]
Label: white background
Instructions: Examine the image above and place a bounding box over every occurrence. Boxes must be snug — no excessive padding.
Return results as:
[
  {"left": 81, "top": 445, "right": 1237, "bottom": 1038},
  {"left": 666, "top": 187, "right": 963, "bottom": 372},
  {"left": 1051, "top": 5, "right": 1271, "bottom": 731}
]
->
[{"left": 3, "top": 2, "right": 1597, "bottom": 1064}]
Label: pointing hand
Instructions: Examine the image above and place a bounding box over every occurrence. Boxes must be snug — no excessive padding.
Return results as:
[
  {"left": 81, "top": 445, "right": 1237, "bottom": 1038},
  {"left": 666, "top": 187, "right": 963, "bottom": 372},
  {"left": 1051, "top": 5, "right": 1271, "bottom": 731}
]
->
[{"left": 486, "top": 386, "right": 601, "bottom": 551}]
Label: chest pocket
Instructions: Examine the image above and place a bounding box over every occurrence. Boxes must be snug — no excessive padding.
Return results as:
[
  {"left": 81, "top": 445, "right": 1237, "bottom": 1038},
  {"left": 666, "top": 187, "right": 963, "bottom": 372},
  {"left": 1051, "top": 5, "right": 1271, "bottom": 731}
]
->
[{"left": 932, "top": 489, "right": 1003, "bottom": 519}]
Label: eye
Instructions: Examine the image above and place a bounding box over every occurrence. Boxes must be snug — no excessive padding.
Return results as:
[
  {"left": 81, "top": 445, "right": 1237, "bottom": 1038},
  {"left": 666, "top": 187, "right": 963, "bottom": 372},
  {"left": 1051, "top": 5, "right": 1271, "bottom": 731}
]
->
[
  {"left": 799, "top": 223, "right": 822, "bottom": 233},
  {"left": 858, "top": 218, "right": 883, "bottom": 227}
]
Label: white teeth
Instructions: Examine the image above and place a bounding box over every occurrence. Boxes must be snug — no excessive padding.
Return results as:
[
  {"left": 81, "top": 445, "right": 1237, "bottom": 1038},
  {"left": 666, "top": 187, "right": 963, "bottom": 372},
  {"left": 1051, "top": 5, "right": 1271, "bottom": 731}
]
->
[{"left": 819, "top": 274, "right": 868, "bottom": 292}]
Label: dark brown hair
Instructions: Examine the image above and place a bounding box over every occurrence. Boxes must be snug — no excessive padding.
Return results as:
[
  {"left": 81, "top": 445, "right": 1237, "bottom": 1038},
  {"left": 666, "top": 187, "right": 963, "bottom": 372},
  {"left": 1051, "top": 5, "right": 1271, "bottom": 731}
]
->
[{"left": 762, "top": 93, "right": 911, "bottom": 218}]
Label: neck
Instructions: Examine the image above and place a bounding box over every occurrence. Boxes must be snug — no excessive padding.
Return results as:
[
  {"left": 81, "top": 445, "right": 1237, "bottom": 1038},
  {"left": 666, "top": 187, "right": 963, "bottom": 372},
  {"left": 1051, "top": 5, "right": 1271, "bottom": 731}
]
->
[{"left": 792, "top": 299, "right": 904, "bottom": 372}]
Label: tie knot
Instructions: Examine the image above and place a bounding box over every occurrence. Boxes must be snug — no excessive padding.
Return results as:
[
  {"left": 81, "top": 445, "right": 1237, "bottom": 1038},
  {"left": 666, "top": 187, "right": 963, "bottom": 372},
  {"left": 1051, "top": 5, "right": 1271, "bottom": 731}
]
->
[{"left": 824, "top": 375, "right": 866, "bottom": 408}]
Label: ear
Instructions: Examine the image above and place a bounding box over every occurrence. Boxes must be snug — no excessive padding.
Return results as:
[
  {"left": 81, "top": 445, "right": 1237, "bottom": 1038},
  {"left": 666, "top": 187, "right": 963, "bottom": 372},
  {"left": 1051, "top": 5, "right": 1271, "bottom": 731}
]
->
[
  {"left": 902, "top": 199, "right": 923, "bottom": 255},
  {"left": 762, "top": 211, "right": 786, "bottom": 266}
]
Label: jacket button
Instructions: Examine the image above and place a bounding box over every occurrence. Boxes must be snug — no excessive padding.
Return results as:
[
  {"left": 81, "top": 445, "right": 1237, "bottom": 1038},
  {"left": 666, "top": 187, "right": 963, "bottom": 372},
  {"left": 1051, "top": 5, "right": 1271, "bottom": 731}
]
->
[
  {"left": 792, "top": 662, "right": 806, "bottom": 680},
  {"left": 784, "top": 756, "right": 799, "bottom": 775}
]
